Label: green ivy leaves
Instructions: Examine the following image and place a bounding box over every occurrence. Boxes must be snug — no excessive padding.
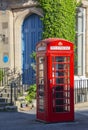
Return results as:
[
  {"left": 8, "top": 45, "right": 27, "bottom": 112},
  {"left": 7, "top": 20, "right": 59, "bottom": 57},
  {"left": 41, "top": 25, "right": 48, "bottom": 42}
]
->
[{"left": 38, "top": 0, "right": 78, "bottom": 43}]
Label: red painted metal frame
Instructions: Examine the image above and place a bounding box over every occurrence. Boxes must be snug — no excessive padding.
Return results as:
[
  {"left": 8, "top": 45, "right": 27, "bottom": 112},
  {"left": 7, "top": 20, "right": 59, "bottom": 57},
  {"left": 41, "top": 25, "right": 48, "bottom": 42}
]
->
[{"left": 36, "top": 38, "right": 74, "bottom": 123}]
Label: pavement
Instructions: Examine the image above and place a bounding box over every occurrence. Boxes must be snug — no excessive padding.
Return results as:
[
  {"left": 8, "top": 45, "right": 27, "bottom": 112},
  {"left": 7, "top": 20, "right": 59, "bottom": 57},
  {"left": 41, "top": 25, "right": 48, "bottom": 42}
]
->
[{"left": 0, "top": 103, "right": 88, "bottom": 130}]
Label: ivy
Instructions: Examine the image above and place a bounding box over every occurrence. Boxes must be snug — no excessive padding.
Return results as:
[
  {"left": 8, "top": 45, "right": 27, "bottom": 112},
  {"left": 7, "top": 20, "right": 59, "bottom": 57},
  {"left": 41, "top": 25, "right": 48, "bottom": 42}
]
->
[
  {"left": 0, "top": 69, "right": 4, "bottom": 82},
  {"left": 38, "top": 0, "right": 79, "bottom": 43}
]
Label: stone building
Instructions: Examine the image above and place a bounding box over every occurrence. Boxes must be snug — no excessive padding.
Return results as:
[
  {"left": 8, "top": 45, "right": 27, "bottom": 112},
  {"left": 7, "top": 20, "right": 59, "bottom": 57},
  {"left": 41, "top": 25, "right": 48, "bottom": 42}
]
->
[
  {"left": 0, "top": 0, "right": 43, "bottom": 84},
  {"left": 0, "top": 0, "right": 88, "bottom": 84}
]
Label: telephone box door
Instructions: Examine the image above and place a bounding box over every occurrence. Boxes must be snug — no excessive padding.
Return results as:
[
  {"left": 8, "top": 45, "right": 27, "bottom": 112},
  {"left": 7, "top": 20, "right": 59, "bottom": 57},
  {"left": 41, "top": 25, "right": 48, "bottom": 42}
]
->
[{"left": 48, "top": 54, "right": 74, "bottom": 122}]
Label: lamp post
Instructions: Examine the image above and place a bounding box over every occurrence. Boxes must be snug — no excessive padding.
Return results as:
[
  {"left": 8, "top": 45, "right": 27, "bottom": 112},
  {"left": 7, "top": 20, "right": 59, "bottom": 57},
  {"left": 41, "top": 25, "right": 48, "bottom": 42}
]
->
[{"left": 10, "top": 81, "right": 16, "bottom": 105}]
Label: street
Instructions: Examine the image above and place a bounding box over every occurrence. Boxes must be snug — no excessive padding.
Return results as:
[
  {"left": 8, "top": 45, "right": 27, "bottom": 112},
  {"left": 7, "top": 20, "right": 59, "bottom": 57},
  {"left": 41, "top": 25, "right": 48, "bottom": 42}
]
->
[{"left": 0, "top": 104, "right": 88, "bottom": 130}]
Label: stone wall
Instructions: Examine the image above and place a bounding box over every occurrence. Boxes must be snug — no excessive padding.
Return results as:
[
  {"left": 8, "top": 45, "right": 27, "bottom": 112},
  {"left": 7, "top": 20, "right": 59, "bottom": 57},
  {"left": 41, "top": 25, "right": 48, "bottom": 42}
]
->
[
  {"left": 0, "top": 0, "right": 41, "bottom": 71},
  {"left": 0, "top": 10, "right": 10, "bottom": 67}
]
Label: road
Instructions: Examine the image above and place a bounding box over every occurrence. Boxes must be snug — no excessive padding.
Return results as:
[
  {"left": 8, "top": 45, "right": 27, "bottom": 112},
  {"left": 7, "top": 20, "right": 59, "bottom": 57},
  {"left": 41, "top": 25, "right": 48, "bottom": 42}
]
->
[{"left": 0, "top": 104, "right": 88, "bottom": 130}]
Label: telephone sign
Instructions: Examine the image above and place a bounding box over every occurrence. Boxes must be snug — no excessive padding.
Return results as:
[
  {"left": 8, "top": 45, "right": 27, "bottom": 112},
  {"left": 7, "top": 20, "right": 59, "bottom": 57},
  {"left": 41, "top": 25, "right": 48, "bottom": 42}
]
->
[{"left": 50, "top": 46, "right": 70, "bottom": 50}]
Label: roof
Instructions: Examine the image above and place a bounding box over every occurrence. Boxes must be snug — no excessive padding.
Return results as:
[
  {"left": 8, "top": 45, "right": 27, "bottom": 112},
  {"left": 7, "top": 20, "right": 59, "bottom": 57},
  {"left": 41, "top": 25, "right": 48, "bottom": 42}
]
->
[{"left": 38, "top": 38, "right": 73, "bottom": 44}]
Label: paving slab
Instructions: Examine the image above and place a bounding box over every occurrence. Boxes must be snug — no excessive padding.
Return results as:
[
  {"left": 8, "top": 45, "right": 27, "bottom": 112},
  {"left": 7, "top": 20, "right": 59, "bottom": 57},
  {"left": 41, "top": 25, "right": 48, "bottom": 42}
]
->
[{"left": 0, "top": 104, "right": 88, "bottom": 130}]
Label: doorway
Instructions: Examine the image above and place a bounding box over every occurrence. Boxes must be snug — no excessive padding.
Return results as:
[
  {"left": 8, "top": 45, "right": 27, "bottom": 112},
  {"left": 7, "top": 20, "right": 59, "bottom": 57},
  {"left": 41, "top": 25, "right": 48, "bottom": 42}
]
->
[{"left": 22, "top": 14, "right": 43, "bottom": 84}]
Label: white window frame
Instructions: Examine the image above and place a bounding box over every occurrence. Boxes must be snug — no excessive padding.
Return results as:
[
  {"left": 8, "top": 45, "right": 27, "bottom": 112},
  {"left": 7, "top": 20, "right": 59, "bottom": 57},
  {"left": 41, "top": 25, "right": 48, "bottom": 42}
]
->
[{"left": 76, "top": 7, "right": 86, "bottom": 76}]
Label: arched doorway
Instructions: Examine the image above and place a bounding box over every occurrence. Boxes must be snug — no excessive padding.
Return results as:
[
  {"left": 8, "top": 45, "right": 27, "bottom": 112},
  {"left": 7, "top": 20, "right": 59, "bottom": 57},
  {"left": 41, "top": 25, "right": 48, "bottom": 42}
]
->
[{"left": 22, "top": 14, "right": 43, "bottom": 85}]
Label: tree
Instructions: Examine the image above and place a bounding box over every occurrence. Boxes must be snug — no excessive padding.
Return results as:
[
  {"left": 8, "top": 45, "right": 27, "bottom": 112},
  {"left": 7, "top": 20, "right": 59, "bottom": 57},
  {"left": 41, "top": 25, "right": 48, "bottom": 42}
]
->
[{"left": 38, "top": 0, "right": 79, "bottom": 43}]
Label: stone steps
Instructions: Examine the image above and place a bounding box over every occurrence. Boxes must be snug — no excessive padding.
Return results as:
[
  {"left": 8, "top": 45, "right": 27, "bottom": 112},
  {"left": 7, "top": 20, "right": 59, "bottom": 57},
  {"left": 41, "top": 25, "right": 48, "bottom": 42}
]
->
[
  {"left": 0, "top": 105, "right": 17, "bottom": 112},
  {"left": 0, "top": 97, "right": 17, "bottom": 112},
  {"left": 0, "top": 85, "right": 18, "bottom": 104}
]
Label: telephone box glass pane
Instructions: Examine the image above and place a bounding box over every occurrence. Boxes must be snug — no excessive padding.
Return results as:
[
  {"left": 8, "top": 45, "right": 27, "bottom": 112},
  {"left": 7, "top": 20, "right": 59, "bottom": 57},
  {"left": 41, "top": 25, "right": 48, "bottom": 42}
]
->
[
  {"left": 39, "top": 71, "right": 44, "bottom": 77},
  {"left": 37, "top": 57, "right": 45, "bottom": 112},
  {"left": 52, "top": 56, "right": 70, "bottom": 113},
  {"left": 39, "top": 64, "right": 44, "bottom": 70}
]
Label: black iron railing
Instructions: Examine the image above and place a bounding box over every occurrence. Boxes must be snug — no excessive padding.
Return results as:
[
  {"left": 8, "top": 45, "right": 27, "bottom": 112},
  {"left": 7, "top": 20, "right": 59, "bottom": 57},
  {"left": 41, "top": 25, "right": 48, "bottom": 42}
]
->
[
  {"left": 0, "top": 68, "right": 23, "bottom": 104},
  {"left": 0, "top": 67, "right": 88, "bottom": 104},
  {"left": 74, "top": 78, "right": 88, "bottom": 104}
]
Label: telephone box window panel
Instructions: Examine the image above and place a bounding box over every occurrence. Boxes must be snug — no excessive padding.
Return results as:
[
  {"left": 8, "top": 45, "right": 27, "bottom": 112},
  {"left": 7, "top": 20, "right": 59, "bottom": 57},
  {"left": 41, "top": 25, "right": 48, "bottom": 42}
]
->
[
  {"left": 36, "top": 38, "right": 74, "bottom": 123},
  {"left": 37, "top": 57, "right": 45, "bottom": 112}
]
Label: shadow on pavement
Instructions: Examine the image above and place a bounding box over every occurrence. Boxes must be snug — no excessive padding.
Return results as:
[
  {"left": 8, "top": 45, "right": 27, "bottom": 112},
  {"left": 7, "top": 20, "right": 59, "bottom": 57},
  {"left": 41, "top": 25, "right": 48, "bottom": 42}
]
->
[{"left": 0, "top": 107, "right": 88, "bottom": 130}]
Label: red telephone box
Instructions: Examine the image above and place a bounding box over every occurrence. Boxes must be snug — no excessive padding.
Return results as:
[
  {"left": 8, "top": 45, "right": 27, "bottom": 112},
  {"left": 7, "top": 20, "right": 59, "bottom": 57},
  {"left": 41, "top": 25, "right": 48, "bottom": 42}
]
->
[{"left": 36, "top": 38, "right": 74, "bottom": 123}]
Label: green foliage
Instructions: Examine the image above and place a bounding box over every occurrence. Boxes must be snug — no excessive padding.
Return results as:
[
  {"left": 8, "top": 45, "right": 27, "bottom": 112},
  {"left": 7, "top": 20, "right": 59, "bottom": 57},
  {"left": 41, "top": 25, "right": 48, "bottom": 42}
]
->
[
  {"left": 0, "top": 69, "right": 4, "bottom": 82},
  {"left": 25, "top": 84, "right": 36, "bottom": 103},
  {"left": 30, "top": 51, "right": 36, "bottom": 60},
  {"left": 76, "top": 0, "right": 82, "bottom": 6},
  {"left": 30, "top": 51, "right": 36, "bottom": 71},
  {"left": 38, "top": 0, "right": 78, "bottom": 43}
]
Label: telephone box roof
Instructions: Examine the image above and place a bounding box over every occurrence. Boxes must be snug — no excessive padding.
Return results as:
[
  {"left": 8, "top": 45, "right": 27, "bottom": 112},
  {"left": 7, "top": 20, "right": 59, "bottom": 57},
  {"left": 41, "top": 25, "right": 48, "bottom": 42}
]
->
[{"left": 36, "top": 38, "right": 73, "bottom": 45}]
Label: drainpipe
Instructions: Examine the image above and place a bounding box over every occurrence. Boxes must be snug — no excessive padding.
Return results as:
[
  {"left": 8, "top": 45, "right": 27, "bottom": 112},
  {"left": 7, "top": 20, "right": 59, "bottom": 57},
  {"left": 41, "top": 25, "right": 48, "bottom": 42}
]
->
[
  {"left": 12, "top": 10, "right": 15, "bottom": 74},
  {"left": 83, "top": 8, "right": 86, "bottom": 76}
]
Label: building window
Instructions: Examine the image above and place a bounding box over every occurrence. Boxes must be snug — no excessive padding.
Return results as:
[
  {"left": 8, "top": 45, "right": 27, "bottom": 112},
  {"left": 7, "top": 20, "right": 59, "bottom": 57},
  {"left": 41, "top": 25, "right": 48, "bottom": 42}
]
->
[
  {"left": 2, "top": 22, "right": 8, "bottom": 29},
  {"left": 75, "top": 7, "right": 86, "bottom": 76},
  {"left": 4, "top": 37, "right": 8, "bottom": 44}
]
